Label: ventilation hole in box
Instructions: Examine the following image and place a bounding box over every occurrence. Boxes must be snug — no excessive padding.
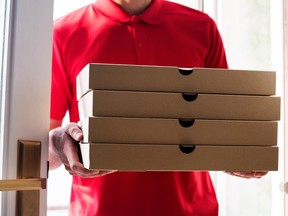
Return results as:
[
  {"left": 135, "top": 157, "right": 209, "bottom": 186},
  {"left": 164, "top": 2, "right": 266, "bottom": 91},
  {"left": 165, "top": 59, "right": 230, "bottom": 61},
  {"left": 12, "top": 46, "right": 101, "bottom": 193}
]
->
[
  {"left": 182, "top": 93, "right": 198, "bottom": 102},
  {"left": 178, "top": 68, "right": 193, "bottom": 76},
  {"left": 179, "top": 145, "right": 196, "bottom": 154},
  {"left": 178, "top": 119, "right": 195, "bottom": 128}
]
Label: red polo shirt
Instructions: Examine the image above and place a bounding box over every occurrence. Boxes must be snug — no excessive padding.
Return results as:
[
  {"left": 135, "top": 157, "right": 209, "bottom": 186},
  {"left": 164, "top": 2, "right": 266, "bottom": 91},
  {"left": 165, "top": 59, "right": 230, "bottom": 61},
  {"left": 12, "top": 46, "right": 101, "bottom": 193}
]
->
[{"left": 51, "top": 0, "right": 228, "bottom": 215}]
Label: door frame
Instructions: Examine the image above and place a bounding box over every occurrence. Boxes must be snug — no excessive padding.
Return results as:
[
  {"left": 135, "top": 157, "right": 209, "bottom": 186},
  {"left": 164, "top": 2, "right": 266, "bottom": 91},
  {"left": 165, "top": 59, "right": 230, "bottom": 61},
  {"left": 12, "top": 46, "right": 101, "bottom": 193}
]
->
[{"left": 284, "top": 0, "right": 288, "bottom": 214}]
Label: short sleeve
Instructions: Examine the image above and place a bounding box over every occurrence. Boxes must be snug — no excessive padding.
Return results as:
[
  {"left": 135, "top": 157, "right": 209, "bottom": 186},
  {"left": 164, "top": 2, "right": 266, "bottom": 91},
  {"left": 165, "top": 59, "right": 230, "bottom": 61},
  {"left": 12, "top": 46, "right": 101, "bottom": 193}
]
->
[
  {"left": 205, "top": 18, "right": 228, "bottom": 69},
  {"left": 50, "top": 28, "right": 72, "bottom": 121}
]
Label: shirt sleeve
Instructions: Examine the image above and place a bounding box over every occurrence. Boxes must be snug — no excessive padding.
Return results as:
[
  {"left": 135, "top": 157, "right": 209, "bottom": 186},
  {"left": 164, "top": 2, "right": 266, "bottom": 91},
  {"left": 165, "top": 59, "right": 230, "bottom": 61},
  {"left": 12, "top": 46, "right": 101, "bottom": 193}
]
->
[
  {"left": 205, "top": 18, "right": 229, "bottom": 69},
  {"left": 50, "top": 27, "right": 72, "bottom": 121}
]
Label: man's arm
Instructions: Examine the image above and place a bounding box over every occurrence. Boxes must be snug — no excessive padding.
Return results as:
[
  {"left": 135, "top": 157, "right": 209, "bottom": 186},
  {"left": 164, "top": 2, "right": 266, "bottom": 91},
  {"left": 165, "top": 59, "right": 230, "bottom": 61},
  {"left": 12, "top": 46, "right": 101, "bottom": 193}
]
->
[{"left": 49, "top": 119, "right": 63, "bottom": 170}]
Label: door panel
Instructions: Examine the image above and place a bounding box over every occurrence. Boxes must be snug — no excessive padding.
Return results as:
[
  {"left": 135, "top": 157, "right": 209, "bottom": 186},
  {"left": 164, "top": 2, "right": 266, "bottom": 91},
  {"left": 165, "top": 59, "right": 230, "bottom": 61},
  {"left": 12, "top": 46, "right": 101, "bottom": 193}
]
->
[{"left": 0, "top": 0, "right": 53, "bottom": 215}]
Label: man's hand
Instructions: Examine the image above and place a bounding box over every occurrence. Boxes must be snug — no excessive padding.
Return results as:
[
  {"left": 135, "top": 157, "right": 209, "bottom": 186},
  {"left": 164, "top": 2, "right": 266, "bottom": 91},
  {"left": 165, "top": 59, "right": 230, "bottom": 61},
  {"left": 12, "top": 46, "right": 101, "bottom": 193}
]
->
[
  {"left": 49, "top": 122, "right": 116, "bottom": 178},
  {"left": 224, "top": 171, "right": 268, "bottom": 179}
]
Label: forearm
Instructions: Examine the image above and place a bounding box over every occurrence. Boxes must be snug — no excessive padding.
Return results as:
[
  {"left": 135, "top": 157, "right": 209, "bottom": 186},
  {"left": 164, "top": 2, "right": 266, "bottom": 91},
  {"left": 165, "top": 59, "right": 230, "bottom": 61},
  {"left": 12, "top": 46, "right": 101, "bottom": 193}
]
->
[
  {"left": 48, "top": 143, "right": 63, "bottom": 170},
  {"left": 49, "top": 119, "right": 64, "bottom": 169}
]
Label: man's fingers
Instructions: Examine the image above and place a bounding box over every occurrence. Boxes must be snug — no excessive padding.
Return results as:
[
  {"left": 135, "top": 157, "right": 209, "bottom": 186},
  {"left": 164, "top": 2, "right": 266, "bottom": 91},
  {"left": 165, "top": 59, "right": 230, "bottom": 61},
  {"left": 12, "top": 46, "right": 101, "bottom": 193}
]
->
[
  {"left": 68, "top": 161, "right": 117, "bottom": 178},
  {"left": 225, "top": 171, "right": 268, "bottom": 179},
  {"left": 65, "top": 123, "right": 83, "bottom": 141},
  {"left": 252, "top": 172, "right": 268, "bottom": 178},
  {"left": 50, "top": 122, "right": 117, "bottom": 178}
]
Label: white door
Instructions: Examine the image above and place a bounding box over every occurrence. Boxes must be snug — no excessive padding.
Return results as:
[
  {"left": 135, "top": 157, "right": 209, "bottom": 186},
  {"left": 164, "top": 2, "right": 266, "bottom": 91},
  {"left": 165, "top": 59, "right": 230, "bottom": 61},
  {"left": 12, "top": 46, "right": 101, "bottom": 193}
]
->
[{"left": 0, "top": 0, "right": 53, "bottom": 215}]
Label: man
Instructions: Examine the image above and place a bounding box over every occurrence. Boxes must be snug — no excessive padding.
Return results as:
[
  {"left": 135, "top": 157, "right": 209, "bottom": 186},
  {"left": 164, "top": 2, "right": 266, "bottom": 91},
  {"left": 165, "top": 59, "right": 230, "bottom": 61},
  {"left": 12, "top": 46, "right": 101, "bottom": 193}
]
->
[{"left": 49, "top": 0, "right": 267, "bottom": 215}]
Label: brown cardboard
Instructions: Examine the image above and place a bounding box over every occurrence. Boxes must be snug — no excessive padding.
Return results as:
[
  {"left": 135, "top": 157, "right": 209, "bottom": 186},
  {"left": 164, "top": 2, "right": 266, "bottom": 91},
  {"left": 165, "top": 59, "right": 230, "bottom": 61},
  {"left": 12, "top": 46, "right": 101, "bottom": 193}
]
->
[
  {"left": 80, "top": 117, "right": 278, "bottom": 146},
  {"left": 79, "top": 143, "right": 278, "bottom": 171},
  {"left": 78, "top": 90, "right": 280, "bottom": 121},
  {"left": 76, "top": 64, "right": 276, "bottom": 100}
]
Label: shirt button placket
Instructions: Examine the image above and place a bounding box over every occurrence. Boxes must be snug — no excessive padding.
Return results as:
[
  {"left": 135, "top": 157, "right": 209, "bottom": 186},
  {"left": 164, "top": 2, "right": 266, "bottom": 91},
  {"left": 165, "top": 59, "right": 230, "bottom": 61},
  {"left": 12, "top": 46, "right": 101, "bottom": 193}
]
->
[{"left": 131, "top": 16, "right": 145, "bottom": 64}]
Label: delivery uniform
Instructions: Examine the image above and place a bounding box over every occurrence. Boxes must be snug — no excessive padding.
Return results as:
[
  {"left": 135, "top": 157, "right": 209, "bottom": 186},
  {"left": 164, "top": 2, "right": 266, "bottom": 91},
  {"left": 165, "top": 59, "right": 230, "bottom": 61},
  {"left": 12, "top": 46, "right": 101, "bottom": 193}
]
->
[{"left": 51, "top": 0, "right": 228, "bottom": 215}]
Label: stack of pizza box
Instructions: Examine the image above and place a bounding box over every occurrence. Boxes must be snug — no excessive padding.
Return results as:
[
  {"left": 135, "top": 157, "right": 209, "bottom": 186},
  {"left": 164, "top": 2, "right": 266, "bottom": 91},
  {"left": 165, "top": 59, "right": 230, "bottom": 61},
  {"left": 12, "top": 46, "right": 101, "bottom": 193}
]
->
[{"left": 76, "top": 63, "right": 280, "bottom": 171}]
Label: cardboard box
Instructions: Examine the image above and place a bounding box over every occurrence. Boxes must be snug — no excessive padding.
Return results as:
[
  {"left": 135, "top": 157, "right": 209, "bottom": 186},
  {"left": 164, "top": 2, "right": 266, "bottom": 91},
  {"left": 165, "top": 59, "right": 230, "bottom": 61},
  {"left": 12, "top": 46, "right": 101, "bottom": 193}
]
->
[
  {"left": 80, "top": 117, "right": 278, "bottom": 146},
  {"left": 78, "top": 90, "right": 280, "bottom": 121},
  {"left": 76, "top": 64, "right": 276, "bottom": 100},
  {"left": 80, "top": 143, "right": 278, "bottom": 171}
]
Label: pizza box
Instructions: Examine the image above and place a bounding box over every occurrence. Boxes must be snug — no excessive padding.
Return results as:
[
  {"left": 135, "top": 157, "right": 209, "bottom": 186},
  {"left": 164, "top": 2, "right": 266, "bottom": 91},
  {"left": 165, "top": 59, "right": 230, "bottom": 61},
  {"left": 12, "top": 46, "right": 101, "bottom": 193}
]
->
[
  {"left": 78, "top": 90, "right": 280, "bottom": 121},
  {"left": 76, "top": 64, "right": 276, "bottom": 100},
  {"left": 79, "top": 143, "right": 278, "bottom": 171},
  {"left": 80, "top": 117, "right": 278, "bottom": 146}
]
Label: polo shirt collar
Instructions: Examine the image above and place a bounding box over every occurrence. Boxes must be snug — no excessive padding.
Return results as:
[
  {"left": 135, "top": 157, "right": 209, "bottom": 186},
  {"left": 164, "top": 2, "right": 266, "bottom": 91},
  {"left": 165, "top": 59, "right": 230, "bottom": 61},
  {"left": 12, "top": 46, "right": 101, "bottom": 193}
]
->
[{"left": 93, "top": 0, "right": 164, "bottom": 24}]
